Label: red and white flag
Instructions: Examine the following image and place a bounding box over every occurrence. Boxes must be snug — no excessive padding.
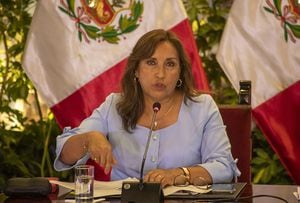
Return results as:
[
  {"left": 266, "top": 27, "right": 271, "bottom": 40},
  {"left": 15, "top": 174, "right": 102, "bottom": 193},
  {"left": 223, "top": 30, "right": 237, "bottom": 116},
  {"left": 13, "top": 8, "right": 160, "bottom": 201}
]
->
[
  {"left": 217, "top": 0, "right": 300, "bottom": 183},
  {"left": 23, "top": 0, "right": 209, "bottom": 128}
]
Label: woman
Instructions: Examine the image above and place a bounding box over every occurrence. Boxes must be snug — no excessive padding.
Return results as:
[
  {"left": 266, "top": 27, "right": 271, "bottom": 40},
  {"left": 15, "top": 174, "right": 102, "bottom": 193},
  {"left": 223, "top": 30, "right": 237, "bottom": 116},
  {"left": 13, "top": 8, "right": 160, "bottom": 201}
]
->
[{"left": 54, "top": 29, "right": 240, "bottom": 187}]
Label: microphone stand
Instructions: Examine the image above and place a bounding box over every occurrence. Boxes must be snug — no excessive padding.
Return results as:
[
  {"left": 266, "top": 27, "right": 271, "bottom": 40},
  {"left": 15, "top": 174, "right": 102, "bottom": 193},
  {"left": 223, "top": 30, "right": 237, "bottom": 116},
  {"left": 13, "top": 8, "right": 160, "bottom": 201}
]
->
[
  {"left": 121, "top": 103, "right": 163, "bottom": 203},
  {"left": 139, "top": 106, "right": 158, "bottom": 190}
]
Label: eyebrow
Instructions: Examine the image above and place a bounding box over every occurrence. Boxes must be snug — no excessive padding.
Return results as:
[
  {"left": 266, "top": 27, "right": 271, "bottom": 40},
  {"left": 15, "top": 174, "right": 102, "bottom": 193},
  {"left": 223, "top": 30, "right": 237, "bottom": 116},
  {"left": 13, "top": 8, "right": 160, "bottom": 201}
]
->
[
  {"left": 166, "top": 57, "right": 178, "bottom": 60},
  {"left": 144, "top": 56, "right": 179, "bottom": 61}
]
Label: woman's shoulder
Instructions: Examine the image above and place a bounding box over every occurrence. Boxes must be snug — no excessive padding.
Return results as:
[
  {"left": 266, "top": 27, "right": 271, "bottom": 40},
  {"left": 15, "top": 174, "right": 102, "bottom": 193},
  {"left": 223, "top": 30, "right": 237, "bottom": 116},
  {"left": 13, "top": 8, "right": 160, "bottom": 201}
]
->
[
  {"left": 184, "top": 93, "right": 218, "bottom": 114},
  {"left": 106, "top": 92, "right": 121, "bottom": 100},
  {"left": 93, "top": 92, "right": 121, "bottom": 113},
  {"left": 109, "top": 92, "right": 121, "bottom": 100},
  {"left": 101, "top": 92, "right": 122, "bottom": 105},
  {"left": 183, "top": 94, "right": 219, "bottom": 122},
  {"left": 188, "top": 93, "right": 215, "bottom": 105}
]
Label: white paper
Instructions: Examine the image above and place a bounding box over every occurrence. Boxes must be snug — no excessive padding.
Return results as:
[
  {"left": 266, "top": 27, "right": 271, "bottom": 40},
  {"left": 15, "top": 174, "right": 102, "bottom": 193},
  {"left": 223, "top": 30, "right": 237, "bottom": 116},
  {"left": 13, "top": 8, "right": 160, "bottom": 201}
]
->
[
  {"left": 50, "top": 178, "right": 137, "bottom": 197},
  {"left": 163, "top": 185, "right": 211, "bottom": 196},
  {"left": 50, "top": 178, "right": 211, "bottom": 198}
]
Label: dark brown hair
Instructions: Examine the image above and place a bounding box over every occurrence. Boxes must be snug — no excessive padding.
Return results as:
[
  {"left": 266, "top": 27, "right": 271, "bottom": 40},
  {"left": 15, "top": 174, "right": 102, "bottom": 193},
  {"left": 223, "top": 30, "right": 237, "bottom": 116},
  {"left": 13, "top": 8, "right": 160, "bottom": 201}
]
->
[{"left": 117, "top": 29, "right": 201, "bottom": 132}]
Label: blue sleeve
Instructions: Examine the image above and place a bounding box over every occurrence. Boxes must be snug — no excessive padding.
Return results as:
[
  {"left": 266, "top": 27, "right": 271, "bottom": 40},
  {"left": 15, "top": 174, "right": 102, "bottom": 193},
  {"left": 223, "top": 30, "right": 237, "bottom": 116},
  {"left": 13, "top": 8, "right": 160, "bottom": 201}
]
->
[
  {"left": 53, "top": 93, "right": 116, "bottom": 171},
  {"left": 196, "top": 95, "right": 241, "bottom": 183}
]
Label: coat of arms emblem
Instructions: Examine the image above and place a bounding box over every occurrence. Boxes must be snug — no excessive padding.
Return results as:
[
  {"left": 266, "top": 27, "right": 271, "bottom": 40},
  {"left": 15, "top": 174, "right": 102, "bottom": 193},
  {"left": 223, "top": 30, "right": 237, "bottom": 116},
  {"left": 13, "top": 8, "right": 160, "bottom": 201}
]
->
[
  {"left": 59, "top": 0, "right": 144, "bottom": 44},
  {"left": 264, "top": 0, "right": 300, "bottom": 43}
]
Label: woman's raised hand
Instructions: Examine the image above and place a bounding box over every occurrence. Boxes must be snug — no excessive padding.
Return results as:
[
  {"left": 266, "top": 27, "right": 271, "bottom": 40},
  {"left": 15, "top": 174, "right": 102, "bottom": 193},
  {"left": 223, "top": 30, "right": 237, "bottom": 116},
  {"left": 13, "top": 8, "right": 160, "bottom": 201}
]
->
[{"left": 87, "top": 131, "right": 117, "bottom": 174}]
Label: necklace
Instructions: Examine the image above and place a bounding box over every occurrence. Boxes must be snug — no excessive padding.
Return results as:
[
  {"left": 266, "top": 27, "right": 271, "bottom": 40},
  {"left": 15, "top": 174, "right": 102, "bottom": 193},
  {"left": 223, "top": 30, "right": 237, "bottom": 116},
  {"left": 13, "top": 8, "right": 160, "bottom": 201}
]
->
[{"left": 153, "top": 100, "right": 175, "bottom": 129}]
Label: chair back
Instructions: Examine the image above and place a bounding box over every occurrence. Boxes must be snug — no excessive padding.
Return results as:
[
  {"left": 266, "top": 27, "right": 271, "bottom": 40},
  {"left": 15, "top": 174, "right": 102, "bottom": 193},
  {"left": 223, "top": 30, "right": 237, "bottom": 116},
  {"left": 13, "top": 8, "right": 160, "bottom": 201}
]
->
[{"left": 219, "top": 105, "right": 252, "bottom": 183}]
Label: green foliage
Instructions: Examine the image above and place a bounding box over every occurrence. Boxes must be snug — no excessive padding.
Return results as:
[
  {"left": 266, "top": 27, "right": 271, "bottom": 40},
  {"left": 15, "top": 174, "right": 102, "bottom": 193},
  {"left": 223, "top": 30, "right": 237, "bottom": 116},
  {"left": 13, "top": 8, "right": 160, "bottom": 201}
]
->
[
  {"left": 0, "top": 0, "right": 72, "bottom": 191},
  {"left": 251, "top": 128, "right": 292, "bottom": 184},
  {"left": 183, "top": 0, "right": 237, "bottom": 104}
]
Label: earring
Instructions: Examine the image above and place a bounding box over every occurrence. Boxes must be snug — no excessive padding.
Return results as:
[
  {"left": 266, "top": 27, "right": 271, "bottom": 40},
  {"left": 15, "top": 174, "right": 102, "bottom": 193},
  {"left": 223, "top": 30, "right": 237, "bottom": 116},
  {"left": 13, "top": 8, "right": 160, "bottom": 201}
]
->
[
  {"left": 134, "top": 76, "right": 138, "bottom": 83},
  {"left": 176, "top": 79, "right": 183, "bottom": 87}
]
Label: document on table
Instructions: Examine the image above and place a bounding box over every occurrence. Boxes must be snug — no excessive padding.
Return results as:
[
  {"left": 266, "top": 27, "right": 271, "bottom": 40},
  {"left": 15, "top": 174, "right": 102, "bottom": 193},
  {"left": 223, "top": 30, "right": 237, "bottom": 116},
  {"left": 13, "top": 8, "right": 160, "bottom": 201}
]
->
[
  {"left": 50, "top": 178, "right": 211, "bottom": 198},
  {"left": 50, "top": 178, "right": 132, "bottom": 197}
]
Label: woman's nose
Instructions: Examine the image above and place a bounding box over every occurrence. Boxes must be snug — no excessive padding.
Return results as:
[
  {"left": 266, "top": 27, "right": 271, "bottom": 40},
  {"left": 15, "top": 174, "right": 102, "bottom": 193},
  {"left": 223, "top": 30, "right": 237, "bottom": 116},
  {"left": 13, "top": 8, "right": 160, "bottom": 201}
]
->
[{"left": 156, "top": 64, "right": 166, "bottom": 78}]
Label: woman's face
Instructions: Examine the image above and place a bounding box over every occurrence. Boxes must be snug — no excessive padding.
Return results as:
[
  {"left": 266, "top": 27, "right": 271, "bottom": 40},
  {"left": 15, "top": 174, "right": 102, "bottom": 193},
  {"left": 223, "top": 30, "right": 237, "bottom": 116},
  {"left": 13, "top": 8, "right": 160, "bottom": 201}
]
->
[{"left": 135, "top": 41, "right": 181, "bottom": 102}]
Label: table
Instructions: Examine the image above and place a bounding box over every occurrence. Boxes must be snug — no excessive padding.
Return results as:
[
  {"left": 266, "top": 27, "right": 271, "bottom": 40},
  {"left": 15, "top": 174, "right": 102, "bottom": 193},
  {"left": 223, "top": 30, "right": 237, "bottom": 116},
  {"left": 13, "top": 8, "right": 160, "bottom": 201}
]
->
[
  {"left": 251, "top": 184, "right": 298, "bottom": 203},
  {"left": 1, "top": 184, "right": 298, "bottom": 203}
]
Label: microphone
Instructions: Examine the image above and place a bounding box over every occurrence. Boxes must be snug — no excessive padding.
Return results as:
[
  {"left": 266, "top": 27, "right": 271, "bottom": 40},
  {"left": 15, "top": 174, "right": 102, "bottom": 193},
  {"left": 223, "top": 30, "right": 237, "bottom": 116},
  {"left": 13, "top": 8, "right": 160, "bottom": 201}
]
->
[
  {"left": 139, "top": 102, "right": 161, "bottom": 188},
  {"left": 121, "top": 102, "right": 164, "bottom": 203}
]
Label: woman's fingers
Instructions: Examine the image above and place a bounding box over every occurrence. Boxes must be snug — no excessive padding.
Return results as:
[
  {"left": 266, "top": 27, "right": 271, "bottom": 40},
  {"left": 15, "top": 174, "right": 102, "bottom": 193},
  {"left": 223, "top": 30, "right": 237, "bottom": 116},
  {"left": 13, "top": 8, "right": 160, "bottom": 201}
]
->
[
  {"left": 87, "top": 132, "right": 116, "bottom": 172},
  {"left": 144, "top": 169, "right": 175, "bottom": 187},
  {"left": 103, "top": 152, "right": 116, "bottom": 174}
]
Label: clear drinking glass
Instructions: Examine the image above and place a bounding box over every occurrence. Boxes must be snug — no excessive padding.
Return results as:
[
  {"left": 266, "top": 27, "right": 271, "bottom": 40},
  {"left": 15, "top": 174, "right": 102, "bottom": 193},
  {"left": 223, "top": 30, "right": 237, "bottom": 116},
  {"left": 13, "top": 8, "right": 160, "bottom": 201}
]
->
[{"left": 75, "top": 165, "right": 94, "bottom": 202}]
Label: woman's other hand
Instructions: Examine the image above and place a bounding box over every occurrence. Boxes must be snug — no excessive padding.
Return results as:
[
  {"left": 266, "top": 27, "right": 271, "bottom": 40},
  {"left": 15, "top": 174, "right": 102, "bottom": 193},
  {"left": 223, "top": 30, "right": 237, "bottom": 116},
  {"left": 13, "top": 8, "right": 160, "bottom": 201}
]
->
[{"left": 144, "top": 168, "right": 182, "bottom": 188}]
